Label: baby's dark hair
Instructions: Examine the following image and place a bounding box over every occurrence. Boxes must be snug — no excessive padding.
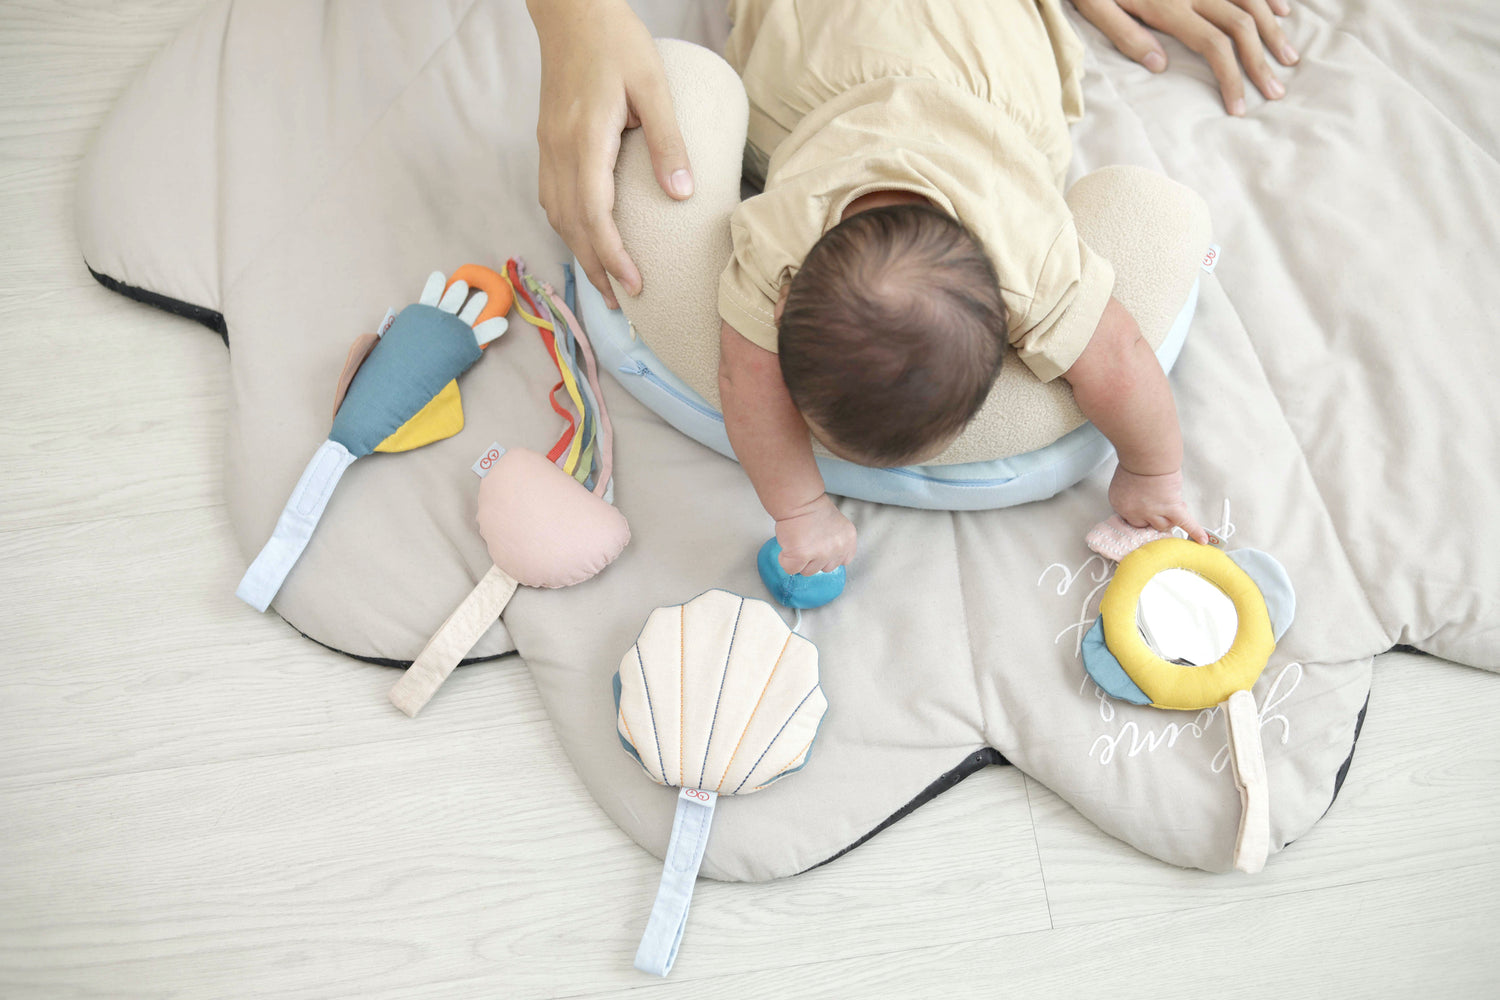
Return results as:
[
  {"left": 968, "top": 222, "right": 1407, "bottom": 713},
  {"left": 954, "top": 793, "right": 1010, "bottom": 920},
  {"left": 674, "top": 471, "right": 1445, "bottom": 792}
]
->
[{"left": 779, "top": 203, "right": 1008, "bottom": 466}]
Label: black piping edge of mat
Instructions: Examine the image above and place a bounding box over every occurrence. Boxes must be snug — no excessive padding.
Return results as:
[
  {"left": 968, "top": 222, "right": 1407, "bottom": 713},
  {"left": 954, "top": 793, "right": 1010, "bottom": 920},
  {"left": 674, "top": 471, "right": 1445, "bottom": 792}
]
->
[
  {"left": 289, "top": 619, "right": 519, "bottom": 669},
  {"left": 802, "top": 746, "right": 1009, "bottom": 874},
  {"left": 87, "top": 262, "right": 229, "bottom": 346},
  {"left": 1327, "top": 690, "right": 1370, "bottom": 811},
  {"left": 1282, "top": 673, "right": 1374, "bottom": 851}
]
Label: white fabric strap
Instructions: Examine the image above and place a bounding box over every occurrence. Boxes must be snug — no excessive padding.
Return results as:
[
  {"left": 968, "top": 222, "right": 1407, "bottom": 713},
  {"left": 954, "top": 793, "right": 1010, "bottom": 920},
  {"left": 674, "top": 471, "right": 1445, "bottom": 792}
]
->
[
  {"left": 387, "top": 564, "right": 518, "bottom": 717},
  {"left": 1225, "top": 689, "right": 1270, "bottom": 873},
  {"left": 235, "top": 439, "right": 356, "bottom": 612},
  {"left": 634, "top": 787, "right": 717, "bottom": 977}
]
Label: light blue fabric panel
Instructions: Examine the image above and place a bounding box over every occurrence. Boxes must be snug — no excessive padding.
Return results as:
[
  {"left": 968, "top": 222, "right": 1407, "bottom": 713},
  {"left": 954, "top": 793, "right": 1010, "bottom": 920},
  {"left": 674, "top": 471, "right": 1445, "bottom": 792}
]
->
[
  {"left": 1228, "top": 548, "right": 1297, "bottom": 640},
  {"left": 576, "top": 265, "right": 1198, "bottom": 511},
  {"left": 329, "top": 303, "right": 482, "bottom": 457},
  {"left": 1081, "top": 618, "right": 1152, "bottom": 705}
]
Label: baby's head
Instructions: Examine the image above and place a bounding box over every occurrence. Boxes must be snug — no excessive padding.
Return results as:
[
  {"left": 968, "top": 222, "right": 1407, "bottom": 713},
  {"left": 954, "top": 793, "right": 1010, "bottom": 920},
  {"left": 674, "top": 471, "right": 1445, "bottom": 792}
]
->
[{"left": 778, "top": 203, "right": 1007, "bottom": 467}]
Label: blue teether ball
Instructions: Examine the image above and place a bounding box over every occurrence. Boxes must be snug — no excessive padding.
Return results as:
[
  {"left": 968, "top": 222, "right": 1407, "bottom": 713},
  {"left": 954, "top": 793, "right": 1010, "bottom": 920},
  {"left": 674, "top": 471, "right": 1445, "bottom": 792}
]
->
[{"left": 757, "top": 538, "right": 846, "bottom": 609}]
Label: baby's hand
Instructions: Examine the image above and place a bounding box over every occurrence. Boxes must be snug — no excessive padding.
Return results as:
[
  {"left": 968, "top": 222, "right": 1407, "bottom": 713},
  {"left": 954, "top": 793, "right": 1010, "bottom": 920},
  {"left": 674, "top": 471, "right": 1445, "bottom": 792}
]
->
[
  {"left": 1108, "top": 467, "right": 1210, "bottom": 543},
  {"left": 775, "top": 494, "right": 857, "bottom": 576}
]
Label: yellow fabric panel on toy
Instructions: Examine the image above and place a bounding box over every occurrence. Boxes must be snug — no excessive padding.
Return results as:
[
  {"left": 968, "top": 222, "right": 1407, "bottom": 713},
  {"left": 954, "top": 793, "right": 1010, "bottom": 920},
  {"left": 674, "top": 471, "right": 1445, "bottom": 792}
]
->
[
  {"left": 374, "top": 379, "right": 463, "bottom": 453},
  {"left": 1098, "top": 538, "right": 1275, "bottom": 710}
]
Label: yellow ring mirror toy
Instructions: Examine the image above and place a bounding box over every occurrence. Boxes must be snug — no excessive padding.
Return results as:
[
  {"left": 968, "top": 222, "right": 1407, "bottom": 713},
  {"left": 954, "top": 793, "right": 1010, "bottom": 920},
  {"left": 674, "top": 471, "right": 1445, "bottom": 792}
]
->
[{"left": 1081, "top": 534, "right": 1295, "bottom": 873}]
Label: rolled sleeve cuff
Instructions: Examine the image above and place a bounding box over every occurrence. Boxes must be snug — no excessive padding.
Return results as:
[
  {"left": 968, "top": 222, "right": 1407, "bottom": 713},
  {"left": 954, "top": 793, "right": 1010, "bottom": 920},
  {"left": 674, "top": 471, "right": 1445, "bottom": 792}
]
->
[
  {"left": 717, "top": 266, "right": 781, "bottom": 353},
  {"left": 1017, "top": 248, "right": 1115, "bottom": 383}
]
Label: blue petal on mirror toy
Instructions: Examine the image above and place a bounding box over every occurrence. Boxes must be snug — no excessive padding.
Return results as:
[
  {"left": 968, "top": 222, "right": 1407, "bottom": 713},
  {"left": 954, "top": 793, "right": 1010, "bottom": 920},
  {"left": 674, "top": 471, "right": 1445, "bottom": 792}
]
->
[{"left": 1081, "top": 514, "right": 1296, "bottom": 873}]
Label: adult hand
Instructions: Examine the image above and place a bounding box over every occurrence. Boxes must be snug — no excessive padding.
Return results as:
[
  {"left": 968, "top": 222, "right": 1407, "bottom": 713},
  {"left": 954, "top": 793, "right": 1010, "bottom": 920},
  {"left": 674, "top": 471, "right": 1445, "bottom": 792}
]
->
[
  {"left": 528, "top": 0, "right": 694, "bottom": 308},
  {"left": 1072, "top": 0, "right": 1300, "bottom": 115}
]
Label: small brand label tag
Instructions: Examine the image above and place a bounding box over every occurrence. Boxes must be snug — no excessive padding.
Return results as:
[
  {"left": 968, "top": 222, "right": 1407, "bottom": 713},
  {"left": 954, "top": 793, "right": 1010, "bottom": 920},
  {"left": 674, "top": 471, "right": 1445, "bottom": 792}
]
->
[
  {"left": 376, "top": 308, "right": 397, "bottom": 337},
  {"left": 1201, "top": 244, "right": 1221, "bottom": 274},
  {"left": 472, "top": 443, "right": 505, "bottom": 478}
]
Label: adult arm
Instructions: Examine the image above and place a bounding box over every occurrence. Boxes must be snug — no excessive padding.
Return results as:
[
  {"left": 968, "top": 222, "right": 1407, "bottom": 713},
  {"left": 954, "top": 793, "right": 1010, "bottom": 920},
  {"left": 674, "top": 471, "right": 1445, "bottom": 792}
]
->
[{"left": 527, "top": 0, "right": 695, "bottom": 308}]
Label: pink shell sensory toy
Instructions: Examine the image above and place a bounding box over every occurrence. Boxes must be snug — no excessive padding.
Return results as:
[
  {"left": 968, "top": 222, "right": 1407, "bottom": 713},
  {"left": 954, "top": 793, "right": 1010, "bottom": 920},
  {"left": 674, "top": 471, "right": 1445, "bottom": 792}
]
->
[
  {"left": 387, "top": 264, "right": 629, "bottom": 717},
  {"left": 477, "top": 447, "right": 629, "bottom": 589}
]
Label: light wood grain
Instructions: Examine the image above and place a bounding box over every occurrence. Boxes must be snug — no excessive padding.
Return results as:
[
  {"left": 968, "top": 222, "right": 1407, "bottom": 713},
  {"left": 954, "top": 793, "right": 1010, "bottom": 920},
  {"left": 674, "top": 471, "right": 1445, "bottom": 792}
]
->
[{"left": 2, "top": 2, "right": 1498, "bottom": 999}]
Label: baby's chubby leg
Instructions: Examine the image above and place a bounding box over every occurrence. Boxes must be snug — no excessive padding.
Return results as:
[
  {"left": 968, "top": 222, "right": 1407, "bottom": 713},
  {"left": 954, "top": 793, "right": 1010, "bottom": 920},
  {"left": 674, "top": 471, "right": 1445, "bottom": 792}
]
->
[{"left": 609, "top": 39, "right": 748, "bottom": 408}]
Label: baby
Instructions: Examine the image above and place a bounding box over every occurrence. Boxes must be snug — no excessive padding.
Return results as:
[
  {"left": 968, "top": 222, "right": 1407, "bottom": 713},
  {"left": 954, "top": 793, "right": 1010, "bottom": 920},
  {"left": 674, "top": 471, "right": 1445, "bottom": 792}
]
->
[{"left": 716, "top": 0, "right": 1209, "bottom": 575}]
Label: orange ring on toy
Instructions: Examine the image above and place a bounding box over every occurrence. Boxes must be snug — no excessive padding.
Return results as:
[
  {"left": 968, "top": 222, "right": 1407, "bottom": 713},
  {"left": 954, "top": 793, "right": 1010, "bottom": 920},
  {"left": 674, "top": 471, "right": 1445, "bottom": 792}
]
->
[{"left": 448, "top": 264, "right": 515, "bottom": 327}]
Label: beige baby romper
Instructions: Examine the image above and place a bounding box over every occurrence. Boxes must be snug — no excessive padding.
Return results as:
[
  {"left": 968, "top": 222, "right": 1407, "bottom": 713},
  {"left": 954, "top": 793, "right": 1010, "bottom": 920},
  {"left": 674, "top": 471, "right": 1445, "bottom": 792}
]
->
[{"left": 718, "top": 0, "right": 1115, "bottom": 383}]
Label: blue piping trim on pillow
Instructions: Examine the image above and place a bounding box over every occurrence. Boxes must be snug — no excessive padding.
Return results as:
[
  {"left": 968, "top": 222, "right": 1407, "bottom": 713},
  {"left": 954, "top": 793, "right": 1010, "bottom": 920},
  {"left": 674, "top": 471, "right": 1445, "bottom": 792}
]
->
[{"left": 577, "top": 264, "right": 1199, "bottom": 510}]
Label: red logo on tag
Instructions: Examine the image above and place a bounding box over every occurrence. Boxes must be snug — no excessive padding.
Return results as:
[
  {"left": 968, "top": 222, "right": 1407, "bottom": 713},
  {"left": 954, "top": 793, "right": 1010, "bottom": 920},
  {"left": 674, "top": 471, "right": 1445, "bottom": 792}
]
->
[{"left": 472, "top": 442, "right": 507, "bottom": 478}]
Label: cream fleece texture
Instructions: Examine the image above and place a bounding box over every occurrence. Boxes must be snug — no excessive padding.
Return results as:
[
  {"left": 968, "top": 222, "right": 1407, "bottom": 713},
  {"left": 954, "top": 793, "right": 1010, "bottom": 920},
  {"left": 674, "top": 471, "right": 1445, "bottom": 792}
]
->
[{"left": 611, "top": 40, "right": 1210, "bottom": 464}]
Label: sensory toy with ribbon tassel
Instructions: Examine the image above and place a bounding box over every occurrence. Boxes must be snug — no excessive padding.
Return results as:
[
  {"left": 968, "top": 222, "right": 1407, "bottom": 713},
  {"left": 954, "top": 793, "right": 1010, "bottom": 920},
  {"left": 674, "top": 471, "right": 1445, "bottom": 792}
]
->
[
  {"left": 236, "top": 265, "right": 513, "bottom": 612},
  {"left": 1081, "top": 512, "right": 1295, "bottom": 873},
  {"left": 615, "top": 589, "right": 828, "bottom": 977},
  {"left": 387, "top": 260, "right": 630, "bottom": 717}
]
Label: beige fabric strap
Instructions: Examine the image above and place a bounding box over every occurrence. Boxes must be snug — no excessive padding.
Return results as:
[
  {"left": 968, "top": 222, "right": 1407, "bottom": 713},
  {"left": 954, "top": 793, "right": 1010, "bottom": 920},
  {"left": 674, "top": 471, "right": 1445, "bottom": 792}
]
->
[
  {"left": 1225, "top": 689, "right": 1270, "bottom": 874},
  {"left": 388, "top": 564, "right": 519, "bottom": 717}
]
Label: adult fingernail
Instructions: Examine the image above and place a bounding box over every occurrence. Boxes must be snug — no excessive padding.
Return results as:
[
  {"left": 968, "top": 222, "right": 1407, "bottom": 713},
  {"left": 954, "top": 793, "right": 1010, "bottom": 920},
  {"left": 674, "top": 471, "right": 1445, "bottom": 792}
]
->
[
  {"left": 1281, "top": 44, "right": 1299, "bottom": 64},
  {"left": 1230, "top": 98, "right": 1246, "bottom": 116},
  {"left": 1268, "top": 77, "right": 1285, "bottom": 98},
  {"left": 1144, "top": 51, "right": 1166, "bottom": 73},
  {"left": 670, "top": 169, "right": 693, "bottom": 198}
]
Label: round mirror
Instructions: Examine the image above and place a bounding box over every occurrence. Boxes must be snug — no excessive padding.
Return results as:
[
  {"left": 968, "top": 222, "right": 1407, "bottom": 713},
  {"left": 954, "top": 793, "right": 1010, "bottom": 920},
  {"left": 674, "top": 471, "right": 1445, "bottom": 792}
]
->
[{"left": 1136, "top": 568, "right": 1238, "bottom": 666}]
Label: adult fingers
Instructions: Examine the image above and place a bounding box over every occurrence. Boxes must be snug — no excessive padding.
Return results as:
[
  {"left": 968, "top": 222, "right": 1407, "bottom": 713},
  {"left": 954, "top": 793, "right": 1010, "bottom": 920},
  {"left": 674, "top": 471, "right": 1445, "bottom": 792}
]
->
[
  {"left": 1229, "top": 0, "right": 1299, "bottom": 65},
  {"left": 577, "top": 131, "right": 641, "bottom": 301},
  {"left": 1075, "top": 0, "right": 1168, "bottom": 73},
  {"left": 572, "top": 242, "right": 619, "bottom": 312},
  {"left": 1137, "top": 5, "right": 1248, "bottom": 114},
  {"left": 1200, "top": 0, "right": 1284, "bottom": 100},
  {"left": 628, "top": 59, "right": 694, "bottom": 200}
]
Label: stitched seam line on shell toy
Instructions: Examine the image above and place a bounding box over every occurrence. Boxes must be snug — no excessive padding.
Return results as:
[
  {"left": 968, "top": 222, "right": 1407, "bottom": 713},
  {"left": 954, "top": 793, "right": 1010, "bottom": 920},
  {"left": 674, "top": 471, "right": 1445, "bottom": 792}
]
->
[
  {"left": 699, "top": 598, "right": 745, "bottom": 788},
  {"left": 732, "top": 684, "right": 819, "bottom": 795},
  {"left": 635, "top": 645, "right": 667, "bottom": 783},
  {"left": 753, "top": 733, "right": 819, "bottom": 791},
  {"left": 221, "top": 0, "right": 484, "bottom": 298},
  {"left": 716, "top": 632, "right": 792, "bottom": 792}
]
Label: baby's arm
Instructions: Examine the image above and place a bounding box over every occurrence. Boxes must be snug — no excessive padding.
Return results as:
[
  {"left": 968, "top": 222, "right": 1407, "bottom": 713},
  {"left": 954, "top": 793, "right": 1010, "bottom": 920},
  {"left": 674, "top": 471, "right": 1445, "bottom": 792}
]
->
[
  {"left": 1064, "top": 297, "right": 1210, "bottom": 543},
  {"left": 719, "top": 321, "right": 857, "bottom": 575}
]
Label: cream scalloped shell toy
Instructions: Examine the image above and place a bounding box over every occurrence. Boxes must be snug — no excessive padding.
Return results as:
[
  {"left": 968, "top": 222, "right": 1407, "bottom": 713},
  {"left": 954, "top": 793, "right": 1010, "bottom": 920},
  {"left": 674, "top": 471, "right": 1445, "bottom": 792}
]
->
[{"left": 615, "top": 589, "right": 828, "bottom": 976}]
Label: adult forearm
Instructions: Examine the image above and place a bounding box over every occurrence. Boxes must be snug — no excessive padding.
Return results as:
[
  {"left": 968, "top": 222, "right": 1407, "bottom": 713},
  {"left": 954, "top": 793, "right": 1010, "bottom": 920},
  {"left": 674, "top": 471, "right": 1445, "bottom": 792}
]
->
[{"left": 527, "top": 0, "right": 594, "bottom": 38}]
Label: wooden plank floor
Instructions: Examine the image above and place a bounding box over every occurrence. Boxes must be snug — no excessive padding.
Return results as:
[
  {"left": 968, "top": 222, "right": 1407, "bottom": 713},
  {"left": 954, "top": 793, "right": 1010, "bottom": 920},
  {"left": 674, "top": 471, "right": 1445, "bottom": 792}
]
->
[{"left": 1, "top": 3, "right": 1496, "bottom": 997}]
